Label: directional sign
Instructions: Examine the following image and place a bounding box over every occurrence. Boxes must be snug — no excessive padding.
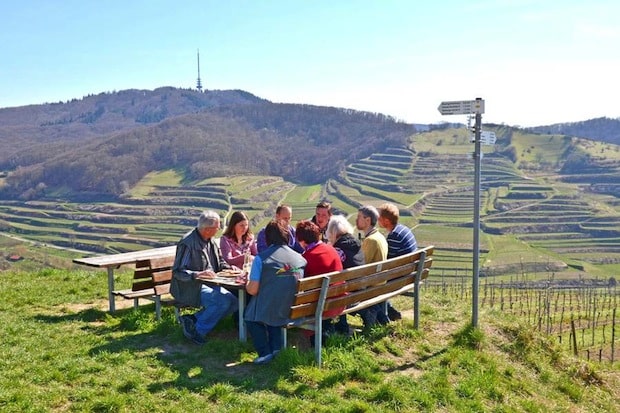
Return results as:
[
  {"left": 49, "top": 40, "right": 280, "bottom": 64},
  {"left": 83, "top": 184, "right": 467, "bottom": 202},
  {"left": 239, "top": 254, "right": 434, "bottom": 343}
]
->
[
  {"left": 438, "top": 99, "right": 485, "bottom": 115},
  {"left": 480, "top": 131, "right": 496, "bottom": 145}
]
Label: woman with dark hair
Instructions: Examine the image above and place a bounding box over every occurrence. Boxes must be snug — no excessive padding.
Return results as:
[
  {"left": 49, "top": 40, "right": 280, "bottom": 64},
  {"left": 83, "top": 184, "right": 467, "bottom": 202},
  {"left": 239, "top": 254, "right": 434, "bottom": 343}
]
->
[
  {"left": 220, "top": 211, "right": 257, "bottom": 268},
  {"left": 244, "top": 220, "right": 307, "bottom": 364},
  {"left": 296, "top": 220, "right": 343, "bottom": 277}
]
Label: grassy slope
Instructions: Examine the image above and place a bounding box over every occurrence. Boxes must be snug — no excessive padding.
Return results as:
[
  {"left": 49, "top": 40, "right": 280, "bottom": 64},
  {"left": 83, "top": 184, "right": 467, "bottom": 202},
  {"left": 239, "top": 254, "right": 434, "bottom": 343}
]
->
[{"left": 0, "top": 267, "right": 618, "bottom": 412}]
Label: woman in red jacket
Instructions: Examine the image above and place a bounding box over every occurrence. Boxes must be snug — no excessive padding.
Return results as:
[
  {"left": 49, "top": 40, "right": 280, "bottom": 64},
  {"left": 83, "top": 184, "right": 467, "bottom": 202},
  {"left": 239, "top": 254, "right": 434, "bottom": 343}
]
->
[{"left": 295, "top": 220, "right": 344, "bottom": 345}]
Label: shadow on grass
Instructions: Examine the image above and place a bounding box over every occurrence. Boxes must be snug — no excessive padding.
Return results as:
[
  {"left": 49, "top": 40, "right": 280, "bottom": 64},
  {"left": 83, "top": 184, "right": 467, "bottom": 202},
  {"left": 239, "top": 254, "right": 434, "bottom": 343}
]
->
[{"left": 36, "top": 304, "right": 319, "bottom": 392}]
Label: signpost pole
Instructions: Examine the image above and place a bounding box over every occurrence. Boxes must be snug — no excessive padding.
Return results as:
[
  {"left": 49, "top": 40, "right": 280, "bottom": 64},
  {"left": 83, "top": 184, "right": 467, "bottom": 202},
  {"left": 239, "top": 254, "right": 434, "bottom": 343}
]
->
[
  {"left": 437, "top": 97, "right": 485, "bottom": 328},
  {"left": 472, "top": 98, "right": 482, "bottom": 328}
]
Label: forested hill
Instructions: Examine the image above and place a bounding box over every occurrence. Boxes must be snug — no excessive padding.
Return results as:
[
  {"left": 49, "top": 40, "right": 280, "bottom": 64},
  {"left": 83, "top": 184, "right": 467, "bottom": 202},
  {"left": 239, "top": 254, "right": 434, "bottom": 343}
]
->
[
  {"left": 0, "top": 87, "right": 413, "bottom": 200},
  {"left": 526, "top": 117, "right": 620, "bottom": 145}
]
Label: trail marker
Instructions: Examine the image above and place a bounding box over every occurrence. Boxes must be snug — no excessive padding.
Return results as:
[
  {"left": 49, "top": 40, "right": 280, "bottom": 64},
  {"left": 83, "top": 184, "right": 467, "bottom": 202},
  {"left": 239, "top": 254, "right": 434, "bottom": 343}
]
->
[{"left": 437, "top": 99, "right": 485, "bottom": 115}]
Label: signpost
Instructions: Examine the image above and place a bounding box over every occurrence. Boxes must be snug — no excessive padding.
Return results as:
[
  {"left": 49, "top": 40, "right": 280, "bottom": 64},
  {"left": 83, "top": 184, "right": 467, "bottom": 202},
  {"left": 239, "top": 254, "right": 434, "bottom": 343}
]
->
[
  {"left": 437, "top": 99, "right": 485, "bottom": 116},
  {"left": 438, "top": 97, "right": 484, "bottom": 328},
  {"left": 480, "top": 131, "right": 496, "bottom": 145}
]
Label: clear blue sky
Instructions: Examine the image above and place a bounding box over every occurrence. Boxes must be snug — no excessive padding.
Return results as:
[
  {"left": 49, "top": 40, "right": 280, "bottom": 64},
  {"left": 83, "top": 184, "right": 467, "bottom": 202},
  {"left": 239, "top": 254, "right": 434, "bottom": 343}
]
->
[{"left": 1, "top": 1, "right": 619, "bottom": 126}]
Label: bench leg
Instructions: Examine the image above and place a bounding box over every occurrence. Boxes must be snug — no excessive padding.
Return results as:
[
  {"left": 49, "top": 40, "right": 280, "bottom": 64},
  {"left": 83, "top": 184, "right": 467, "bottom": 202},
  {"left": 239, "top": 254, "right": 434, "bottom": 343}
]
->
[
  {"left": 174, "top": 307, "right": 182, "bottom": 324},
  {"left": 315, "top": 322, "right": 322, "bottom": 367},
  {"left": 155, "top": 297, "right": 161, "bottom": 321},
  {"left": 281, "top": 327, "right": 287, "bottom": 348},
  {"left": 133, "top": 298, "right": 139, "bottom": 309}
]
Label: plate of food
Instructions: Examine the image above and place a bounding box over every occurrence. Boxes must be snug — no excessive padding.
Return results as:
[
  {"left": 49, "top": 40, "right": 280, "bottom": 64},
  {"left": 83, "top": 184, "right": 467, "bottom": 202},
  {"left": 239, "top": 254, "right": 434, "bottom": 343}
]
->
[{"left": 216, "top": 269, "right": 243, "bottom": 278}]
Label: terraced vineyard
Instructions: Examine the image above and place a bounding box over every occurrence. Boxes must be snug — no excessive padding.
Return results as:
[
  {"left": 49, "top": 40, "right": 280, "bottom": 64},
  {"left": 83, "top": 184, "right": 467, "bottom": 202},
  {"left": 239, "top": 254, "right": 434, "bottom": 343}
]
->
[
  {"left": 0, "top": 174, "right": 294, "bottom": 254},
  {"left": 1, "top": 127, "right": 620, "bottom": 281}
]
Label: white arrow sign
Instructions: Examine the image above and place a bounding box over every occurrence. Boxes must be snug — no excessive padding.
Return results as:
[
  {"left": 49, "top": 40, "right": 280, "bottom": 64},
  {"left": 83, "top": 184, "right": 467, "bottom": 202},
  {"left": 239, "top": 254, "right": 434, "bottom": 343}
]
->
[
  {"left": 480, "top": 131, "right": 496, "bottom": 145},
  {"left": 438, "top": 99, "right": 485, "bottom": 115}
]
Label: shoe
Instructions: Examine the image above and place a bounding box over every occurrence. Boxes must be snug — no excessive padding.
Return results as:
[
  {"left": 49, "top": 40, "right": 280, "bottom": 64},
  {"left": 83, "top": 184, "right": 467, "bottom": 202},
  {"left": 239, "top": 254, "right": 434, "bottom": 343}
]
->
[
  {"left": 271, "top": 349, "right": 281, "bottom": 358},
  {"left": 181, "top": 315, "right": 196, "bottom": 340},
  {"left": 387, "top": 305, "right": 402, "bottom": 321},
  {"left": 181, "top": 315, "right": 195, "bottom": 337},
  {"left": 253, "top": 353, "right": 274, "bottom": 364},
  {"left": 188, "top": 331, "right": 207, "bottom": 345}
]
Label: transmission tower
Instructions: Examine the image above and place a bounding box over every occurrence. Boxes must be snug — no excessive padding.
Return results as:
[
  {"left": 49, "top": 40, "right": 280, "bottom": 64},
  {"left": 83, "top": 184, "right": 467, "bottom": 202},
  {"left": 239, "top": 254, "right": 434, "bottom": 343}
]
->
[{"left": 196, "top": 49, "right": 203, "bottom": 92}]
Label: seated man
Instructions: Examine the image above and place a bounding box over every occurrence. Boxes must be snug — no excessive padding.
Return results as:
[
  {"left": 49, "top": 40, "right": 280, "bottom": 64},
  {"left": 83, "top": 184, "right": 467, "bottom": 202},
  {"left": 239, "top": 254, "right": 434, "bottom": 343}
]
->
[
  {"left": 310, "top": 200, "right": 332, "bottom": 241},
  {"left": 171, "top": 210, "right": 239, "bottom": 345},
  {"left": 256, "top": 204, "right": 303, "bottom": 253},
  {"left": 378, "top": 202, "right": 418, "bottom": 321}
]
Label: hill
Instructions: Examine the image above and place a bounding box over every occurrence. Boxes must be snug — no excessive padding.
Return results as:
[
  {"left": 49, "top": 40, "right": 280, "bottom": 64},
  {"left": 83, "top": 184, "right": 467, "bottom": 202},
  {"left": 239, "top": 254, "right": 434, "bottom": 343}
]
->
[
  {"left": 526, "top": 117, "right": 620, "bottom": 146},
  {"left": 1, "top": 87, "right": 620, "bottom": 280},
  {"left": 0, "top": 87, "right": 412, "bottom": 200}
]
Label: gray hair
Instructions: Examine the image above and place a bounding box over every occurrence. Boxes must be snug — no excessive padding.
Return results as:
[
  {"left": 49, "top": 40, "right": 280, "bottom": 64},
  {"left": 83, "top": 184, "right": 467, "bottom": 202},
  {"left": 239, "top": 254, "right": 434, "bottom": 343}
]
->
[
  {"left": 358, "top": 205, "right": 379, "bottom": 227},
  {"left": 326, "top": 215, "right": 354, "bottom": 243},
  {"left": 197, "top": 210, "right": 220, "bottom": 230}
]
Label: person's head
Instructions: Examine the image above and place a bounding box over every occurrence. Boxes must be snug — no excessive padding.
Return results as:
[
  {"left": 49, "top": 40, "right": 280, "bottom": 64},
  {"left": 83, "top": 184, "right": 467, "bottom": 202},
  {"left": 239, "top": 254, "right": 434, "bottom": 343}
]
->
[
  {"left": 314, "top": 201, "right": 332, "bottom": 229},
  {"left": 356, "top": 205, "right": 379, "bottom": 232},
  {"left": 264, "top": 219, "right": 290, "bottom": 246},
  {"left": 326, "top": 215, "right": 354, "bottom": 244},
  {"left": 275, "top": 204, "right": 293, "bottom": 227},
  {"left": 197, "top": 210, "right": 221, "bottom": 240},
  {"left": 378, "top": 203, "right": 400, "bottom": 230},
  {"left": 295, "top": 220, "right": 321, "bottom": 248},
  {"left": 223, "top": 211, "right": 252, "bottom": 242}
]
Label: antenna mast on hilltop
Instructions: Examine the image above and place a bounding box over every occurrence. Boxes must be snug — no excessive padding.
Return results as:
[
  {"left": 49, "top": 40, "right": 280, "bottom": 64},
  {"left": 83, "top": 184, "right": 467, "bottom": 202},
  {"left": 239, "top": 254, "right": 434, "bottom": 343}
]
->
[{"left": 196, "top": 49, "right": 203, "bottom": 92}]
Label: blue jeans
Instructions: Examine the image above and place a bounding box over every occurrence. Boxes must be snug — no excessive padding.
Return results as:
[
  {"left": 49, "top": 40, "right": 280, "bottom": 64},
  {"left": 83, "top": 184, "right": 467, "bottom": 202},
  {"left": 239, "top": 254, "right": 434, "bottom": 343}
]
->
[
  {"left": 245, "top": 321, "right": 283, "bottom": 357},
  {"left": 194, "top": 285, "right": 238, "bottom": 336}
]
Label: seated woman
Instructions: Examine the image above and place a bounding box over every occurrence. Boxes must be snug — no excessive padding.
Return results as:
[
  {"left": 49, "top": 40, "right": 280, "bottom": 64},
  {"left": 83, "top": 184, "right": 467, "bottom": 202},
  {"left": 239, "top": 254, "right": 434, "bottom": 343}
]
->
[
  {"left": 244, "top": 220, "right": 307, "bottom": 364},
  {"left": 326, "top": 215, "right": 365, "bottom": 335},
  {"left": 295, "top": 220, "right": 344, "bottom": 344},
  {"left": 219, "top": 211, "right": 258, "bottom": 269}
]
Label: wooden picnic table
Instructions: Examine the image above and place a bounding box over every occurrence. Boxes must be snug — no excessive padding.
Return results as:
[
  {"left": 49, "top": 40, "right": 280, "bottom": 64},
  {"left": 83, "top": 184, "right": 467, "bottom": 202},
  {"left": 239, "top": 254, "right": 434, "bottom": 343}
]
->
[
  {"left": 73, "top": 245, "right": 249, "bottom": 342},
  {"left": 73, "top": 245, "right": 176, "bottom": 313}
]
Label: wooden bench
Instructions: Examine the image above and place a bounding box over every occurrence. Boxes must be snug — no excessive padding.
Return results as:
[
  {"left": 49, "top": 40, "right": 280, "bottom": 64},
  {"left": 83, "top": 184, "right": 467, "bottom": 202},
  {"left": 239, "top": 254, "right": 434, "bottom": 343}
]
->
[
  {"left": 284, "top": 246, "right": 434, "bottom": 366},
  {"left": 112, "top": 256, "right": 176, "bottom": 320}
]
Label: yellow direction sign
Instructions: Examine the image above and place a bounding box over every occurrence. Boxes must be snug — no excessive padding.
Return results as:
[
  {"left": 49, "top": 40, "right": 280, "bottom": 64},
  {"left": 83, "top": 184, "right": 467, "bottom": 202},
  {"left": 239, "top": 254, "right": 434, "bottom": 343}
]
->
[{"left": 438, "top": 99, "right": 485, "bottom": 115}]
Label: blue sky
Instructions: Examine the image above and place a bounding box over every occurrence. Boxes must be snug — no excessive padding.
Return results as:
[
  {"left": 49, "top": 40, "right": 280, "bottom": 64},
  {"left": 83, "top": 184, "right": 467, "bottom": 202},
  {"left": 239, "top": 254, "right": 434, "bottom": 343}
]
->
[{"left": 1, "top": 1, "right": 619, "bottom": 126}]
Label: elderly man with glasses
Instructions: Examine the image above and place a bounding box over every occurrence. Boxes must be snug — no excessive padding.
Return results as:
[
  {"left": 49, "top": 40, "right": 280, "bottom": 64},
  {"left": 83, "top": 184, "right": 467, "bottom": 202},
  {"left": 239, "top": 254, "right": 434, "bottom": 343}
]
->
[{"left": 171, "top": 210, "right": 239, "bottom": 345}]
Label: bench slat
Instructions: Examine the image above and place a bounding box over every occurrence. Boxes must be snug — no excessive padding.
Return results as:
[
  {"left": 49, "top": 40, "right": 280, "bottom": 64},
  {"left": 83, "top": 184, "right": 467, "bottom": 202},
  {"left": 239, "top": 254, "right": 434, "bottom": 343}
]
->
[
  {"left": 290, "top": 272, "right": 419, "bottom": 319},
  {"left": 291, "top": 258, "right": 432, "bottom": 307}
]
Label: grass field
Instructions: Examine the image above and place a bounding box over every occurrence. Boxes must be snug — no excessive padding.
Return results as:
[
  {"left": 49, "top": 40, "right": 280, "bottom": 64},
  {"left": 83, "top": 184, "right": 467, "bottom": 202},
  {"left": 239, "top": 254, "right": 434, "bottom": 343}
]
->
[{"left": 0, "top": 265, "right": 618, "bottom": 412}]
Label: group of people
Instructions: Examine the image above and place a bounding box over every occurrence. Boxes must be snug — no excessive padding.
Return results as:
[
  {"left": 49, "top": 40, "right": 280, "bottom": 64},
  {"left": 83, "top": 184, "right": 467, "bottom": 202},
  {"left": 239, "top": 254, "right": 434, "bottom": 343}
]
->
[{"left": 170, "top": 201, "right": 417, "bottom": 364}]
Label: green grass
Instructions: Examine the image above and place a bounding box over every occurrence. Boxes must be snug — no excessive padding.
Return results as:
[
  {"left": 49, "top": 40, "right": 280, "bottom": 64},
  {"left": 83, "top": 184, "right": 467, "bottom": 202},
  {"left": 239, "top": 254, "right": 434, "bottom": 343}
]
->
[
  {"left": 0, "top": 265, "right": 618, "bottom": 412},
  {"left": 129, "top": 169, "right": 185, "bottom": 197}
]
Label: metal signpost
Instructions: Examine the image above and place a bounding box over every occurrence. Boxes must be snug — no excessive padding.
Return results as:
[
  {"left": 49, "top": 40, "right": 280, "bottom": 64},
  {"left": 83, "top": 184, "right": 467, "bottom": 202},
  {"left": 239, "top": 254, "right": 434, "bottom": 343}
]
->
[{"left": 437, "top": 97, "right": 484, "bottom": 327}]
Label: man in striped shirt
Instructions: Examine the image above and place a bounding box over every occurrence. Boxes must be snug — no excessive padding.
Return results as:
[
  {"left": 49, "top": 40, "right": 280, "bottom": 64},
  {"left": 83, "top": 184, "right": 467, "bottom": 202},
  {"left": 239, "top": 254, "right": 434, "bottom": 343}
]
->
[{"left": 377, "top": 202, "right": 418, "bottom": 320}]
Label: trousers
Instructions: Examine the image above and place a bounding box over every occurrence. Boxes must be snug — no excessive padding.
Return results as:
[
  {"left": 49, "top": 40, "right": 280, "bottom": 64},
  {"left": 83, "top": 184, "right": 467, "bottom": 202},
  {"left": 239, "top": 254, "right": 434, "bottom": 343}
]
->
[{"left": 194, "top": 284, "right": 238, "bottom": 336}]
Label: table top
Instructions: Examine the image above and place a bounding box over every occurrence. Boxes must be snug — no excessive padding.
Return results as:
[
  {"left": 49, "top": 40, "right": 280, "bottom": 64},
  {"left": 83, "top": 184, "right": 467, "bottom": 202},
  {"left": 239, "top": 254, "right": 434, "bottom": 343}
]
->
[
  {"left": 199, "top": 272, "right": 246, "bottom": 290},
  {"left": 72, "top": 245, "right": 177, "bottom": 268}
]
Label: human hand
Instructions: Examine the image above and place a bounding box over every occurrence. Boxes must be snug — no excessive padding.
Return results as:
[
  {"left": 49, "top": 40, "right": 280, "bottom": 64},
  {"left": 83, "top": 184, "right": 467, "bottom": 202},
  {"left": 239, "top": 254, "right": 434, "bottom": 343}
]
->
[
  {"left": 235, "top": 273, "right": 247, "bottom": 284},
  {"left": 196, "top": 270, "right": 216, "bottom": 280}
]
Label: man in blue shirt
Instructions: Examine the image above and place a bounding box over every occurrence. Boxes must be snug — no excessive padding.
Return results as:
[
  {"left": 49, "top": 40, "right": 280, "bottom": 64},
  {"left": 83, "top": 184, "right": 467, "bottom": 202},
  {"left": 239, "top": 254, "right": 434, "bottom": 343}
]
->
[
  {"left": 378, "top": 203, "right": 417, "bottom": 259},
  {"left": 256, "top": 204, "right": 304, "bottom": 253},
  {"left": 377, "top": 202, "right": 417, "bottom": 320}
]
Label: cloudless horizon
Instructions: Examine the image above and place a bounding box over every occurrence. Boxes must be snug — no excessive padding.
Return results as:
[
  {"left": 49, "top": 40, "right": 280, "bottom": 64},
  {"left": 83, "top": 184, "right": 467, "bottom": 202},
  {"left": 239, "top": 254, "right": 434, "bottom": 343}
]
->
[{"left": 1, "top": 1, "right": 619, "bottom": 127}]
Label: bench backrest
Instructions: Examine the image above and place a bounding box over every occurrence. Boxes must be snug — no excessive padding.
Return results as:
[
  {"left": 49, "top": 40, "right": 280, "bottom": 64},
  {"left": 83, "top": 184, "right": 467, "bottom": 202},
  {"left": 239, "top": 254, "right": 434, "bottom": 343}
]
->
[
  {"left": 289, "top": 246, "right": 434, "bottom": 320},
  {"left": 131, "top": 255, "right": 175, "bottom": 295}
]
